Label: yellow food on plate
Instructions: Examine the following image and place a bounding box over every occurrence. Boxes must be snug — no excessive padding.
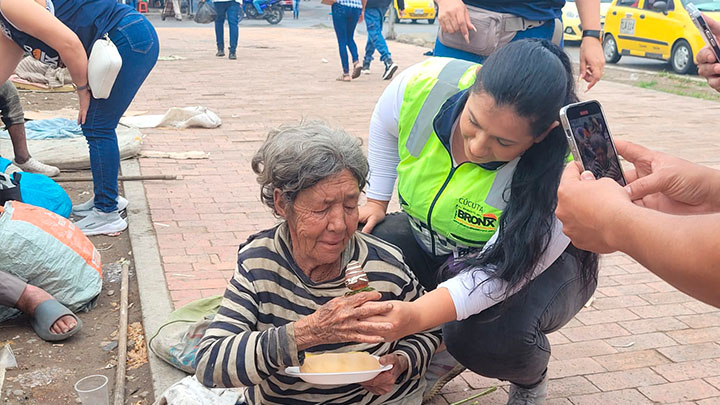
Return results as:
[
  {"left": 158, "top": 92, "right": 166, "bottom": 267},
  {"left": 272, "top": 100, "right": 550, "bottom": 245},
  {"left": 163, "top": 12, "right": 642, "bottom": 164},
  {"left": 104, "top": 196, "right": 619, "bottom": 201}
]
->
[{"left": 299, "top": 352, "right": 381, "bottom": 373}]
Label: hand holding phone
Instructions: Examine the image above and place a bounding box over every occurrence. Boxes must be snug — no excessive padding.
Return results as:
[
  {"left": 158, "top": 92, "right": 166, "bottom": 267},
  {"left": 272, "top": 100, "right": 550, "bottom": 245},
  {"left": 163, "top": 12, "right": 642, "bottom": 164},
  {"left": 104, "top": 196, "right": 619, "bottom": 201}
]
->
[
  {"left": 559, "top": 100, "right": 627, "bottom": 186},
  {"left": 687, "top": 3, "right": 720, "bottom": 62}
]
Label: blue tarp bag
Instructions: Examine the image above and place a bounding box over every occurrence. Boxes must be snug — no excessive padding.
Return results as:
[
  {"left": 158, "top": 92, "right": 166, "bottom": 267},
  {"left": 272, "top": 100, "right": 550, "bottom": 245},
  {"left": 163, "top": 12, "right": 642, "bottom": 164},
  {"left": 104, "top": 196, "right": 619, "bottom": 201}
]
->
[
  {"left": 14, "top": 172, "right": 72, "bottom": 218},
  {"left": 0, "top": 157, "right": 71, "bottom": 218}
]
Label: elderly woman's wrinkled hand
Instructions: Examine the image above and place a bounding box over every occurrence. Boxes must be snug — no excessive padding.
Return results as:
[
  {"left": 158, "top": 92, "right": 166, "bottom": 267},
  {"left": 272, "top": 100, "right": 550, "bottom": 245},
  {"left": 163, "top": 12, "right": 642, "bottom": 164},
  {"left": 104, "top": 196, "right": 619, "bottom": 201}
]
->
[
  {"left": 294, "top": 291, "right": 394, "bottom": 350},
  {"left": 360, "top": 353, "right": 409, "bottom": 396}
]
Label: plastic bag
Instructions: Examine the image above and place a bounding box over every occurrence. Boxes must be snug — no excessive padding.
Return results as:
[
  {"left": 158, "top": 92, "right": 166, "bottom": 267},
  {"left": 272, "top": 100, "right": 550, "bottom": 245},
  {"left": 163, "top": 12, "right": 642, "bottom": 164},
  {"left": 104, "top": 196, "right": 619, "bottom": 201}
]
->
[
  {"left": 149, "top": 296, "right": 222, "bottom": 373},
  {"left": 153, "top": 375, "right": 245, "bottom": 405},
  {"left": 194, "top": 1, "right": 217, "bottom": 24},
  {"left": 119, "top": 106, "right": 222, "bottom": 129},
  {"left": 0, "top": 201, "right": 102, "bottom": 322}
]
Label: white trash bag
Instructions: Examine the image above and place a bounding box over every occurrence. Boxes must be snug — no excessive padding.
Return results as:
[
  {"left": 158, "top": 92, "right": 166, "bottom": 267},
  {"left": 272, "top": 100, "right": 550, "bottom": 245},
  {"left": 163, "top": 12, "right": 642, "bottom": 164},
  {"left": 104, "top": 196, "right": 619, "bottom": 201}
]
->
[
  {"left": 153, "top": 375, "right": 245, "bottom": 405},
  {"left": 120, "top": 106, "right": 222, "bottom": 129}
]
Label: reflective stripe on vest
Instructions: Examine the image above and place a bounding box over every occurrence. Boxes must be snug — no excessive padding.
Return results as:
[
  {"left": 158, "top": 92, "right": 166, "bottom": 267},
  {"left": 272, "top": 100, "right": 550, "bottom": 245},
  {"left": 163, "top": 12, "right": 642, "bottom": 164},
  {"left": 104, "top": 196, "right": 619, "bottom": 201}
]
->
[
  {"left": 405, "top": 58, "right": 478, "bottom": 157},
  {"left": 396, "top": 58, "right": 517, "bottom": 254}
]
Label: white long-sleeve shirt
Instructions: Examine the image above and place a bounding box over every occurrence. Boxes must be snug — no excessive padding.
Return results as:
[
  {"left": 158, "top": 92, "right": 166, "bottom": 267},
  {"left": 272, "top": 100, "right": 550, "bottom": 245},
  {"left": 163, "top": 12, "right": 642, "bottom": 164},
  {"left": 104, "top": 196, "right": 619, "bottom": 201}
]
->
[{"left": 367, "top": 66, "right": 571, "bottom": 321}]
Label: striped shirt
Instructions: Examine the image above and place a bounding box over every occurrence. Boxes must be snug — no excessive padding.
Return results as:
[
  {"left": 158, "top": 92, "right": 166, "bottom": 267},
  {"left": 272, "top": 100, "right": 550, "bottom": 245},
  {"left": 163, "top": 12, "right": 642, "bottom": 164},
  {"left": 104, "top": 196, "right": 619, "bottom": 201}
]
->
[
  {"left": 337, "top": 0, "right": 363, "bottom": 8},
  {"left": 195, "top": 222, "right": 441, "bottom": 405}
]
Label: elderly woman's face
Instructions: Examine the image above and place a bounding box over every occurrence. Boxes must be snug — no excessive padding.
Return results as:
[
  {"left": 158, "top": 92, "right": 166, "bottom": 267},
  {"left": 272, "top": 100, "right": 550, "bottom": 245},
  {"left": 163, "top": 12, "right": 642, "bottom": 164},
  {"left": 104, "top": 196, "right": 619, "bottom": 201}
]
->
[{"left": 281, "top": 169, "right": 360, "bottom": 268}]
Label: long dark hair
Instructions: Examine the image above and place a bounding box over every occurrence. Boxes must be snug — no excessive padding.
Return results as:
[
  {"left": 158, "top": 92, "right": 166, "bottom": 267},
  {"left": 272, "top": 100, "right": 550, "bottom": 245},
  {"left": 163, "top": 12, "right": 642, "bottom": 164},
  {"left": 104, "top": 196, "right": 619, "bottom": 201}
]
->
[{"left": 449, "top": 39, "right": 598, "bottom": 302}]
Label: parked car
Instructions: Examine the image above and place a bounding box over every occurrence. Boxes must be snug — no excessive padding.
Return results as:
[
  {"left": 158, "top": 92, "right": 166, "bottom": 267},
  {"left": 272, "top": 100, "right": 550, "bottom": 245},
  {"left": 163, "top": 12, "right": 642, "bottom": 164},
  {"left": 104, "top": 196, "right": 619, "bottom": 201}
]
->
[
  {"left": 392, "top": 0, "right": 436, "bottom": 24},
  {"left": 603, "top": 0, "right": 720, "bottom": 74},
  {"left": 562, "top": 0, "right": 614, "bottom": 42}
]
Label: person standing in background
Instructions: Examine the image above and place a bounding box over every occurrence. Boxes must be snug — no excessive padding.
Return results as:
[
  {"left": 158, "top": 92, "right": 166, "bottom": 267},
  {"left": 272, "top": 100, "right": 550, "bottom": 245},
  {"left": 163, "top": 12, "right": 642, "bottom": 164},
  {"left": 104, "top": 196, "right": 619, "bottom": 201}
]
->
[
  {"left": 172, "top": 0, "right": 183, "bottom": 20},
  {"left": 0, "top": 81, "right": 60, "bottom": 177},
  {"left": 331, "top": 0, "right": 366, "bottom": 81},
  {"left": 293, "top": 0, "right": 300, "bottom": 19},
  {"left": 431, "top": 0, "right": 605, "bottom": 90},
  {"left": 0, "top": 0, "right": 159, "bottom": 236},
  {"left": 360, "top": 0, "right": 402, "bottom": 80},
  {"left": 209, "top": 0, "right": 240, "bottom": 60}
]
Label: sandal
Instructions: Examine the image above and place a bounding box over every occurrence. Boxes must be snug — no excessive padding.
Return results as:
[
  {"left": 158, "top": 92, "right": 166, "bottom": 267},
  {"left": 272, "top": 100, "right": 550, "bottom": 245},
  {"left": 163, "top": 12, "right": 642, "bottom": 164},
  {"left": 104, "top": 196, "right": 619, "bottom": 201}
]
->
[
  {"left": 31, "top": 299, "right": 82, "bottom": 342},
  {"left": 336, "top": 74, "right": 351, "bottom": 82},
  {"left": 352, "top": 61, "right": 362, "bottom": 79}
]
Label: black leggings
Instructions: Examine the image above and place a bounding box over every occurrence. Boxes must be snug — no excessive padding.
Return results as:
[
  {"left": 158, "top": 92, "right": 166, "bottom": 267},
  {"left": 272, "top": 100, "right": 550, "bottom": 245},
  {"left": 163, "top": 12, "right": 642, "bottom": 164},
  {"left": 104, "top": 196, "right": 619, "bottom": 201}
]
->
[{"left": 371, "top": 212, "right": 597, "bottom": 386}]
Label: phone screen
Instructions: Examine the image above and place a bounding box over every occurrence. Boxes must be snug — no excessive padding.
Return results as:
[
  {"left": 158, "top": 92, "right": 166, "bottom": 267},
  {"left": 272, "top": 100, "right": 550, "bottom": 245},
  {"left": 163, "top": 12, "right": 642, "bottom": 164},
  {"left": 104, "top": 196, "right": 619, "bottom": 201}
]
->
[{"left": 563, "top": 101, "right": 626, "bottom": 186}]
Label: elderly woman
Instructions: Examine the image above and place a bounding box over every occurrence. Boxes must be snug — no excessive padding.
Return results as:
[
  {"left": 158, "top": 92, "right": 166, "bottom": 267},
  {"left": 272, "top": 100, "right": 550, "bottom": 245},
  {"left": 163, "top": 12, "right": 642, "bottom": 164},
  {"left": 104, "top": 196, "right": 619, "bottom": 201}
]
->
[{"left": 194, "top": 122, "right": 440, "bottom": 405}]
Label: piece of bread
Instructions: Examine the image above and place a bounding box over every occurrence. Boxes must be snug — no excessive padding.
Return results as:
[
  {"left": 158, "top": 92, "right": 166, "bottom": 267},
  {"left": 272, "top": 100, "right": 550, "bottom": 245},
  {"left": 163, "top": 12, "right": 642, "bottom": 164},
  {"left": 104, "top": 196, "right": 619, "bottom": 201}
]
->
[{"left": 299, "top": 352, "right": 381, "bottom": 373}]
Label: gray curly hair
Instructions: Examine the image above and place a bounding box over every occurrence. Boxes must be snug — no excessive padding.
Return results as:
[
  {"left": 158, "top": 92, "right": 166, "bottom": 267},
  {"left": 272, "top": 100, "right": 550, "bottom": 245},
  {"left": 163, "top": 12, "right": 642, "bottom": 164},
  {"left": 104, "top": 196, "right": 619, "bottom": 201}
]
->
[{"left": 251, "top": 122, "right": 369, "bottom": 215}]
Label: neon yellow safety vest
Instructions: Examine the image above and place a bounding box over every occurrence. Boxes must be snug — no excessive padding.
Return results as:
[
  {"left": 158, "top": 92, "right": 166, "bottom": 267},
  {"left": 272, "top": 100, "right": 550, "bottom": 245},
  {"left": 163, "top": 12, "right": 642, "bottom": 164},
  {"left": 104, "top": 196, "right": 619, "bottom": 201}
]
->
[{"left": 397, "top": 58, "right": 519, "bottom": 255}]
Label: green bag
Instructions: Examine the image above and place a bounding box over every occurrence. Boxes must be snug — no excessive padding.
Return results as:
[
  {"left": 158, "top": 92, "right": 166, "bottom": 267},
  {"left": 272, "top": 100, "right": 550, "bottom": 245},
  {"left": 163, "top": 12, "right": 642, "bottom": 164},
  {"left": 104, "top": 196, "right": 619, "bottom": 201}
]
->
[{"left": 149, "top": 295, "right": 222, "bottom": 373}]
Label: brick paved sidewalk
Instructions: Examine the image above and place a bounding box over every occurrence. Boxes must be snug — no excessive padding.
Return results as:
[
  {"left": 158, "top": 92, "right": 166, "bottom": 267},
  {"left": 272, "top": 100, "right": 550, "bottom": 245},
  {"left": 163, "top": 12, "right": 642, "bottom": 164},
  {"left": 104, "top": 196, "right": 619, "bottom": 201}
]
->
[{"left": 129, "top": 25, "right": 720, "bottom": 404}]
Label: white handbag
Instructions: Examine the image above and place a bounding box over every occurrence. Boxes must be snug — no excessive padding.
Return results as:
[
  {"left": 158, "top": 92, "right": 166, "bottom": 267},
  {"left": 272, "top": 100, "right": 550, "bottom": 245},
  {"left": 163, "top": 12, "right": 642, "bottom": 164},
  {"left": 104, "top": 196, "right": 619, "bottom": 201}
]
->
[{"left": 87, "top": 34, "right": 122, "bottom": 99}]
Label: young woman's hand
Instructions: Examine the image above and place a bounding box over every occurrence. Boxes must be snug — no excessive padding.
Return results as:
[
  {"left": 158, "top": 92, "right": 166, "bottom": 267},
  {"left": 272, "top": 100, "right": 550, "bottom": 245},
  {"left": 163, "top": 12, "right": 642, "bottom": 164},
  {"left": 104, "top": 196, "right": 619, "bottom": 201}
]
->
[
  {"left": 361, "top": 300, "right": 418, "bottom": 341},
  {"left": 360, "top": 353, "right": 408, "bottom": 395},
  {"left": 358, "top": 198, "right": 389, "bottom": 233},
  {"left": 293, "top": 291, "right": 393, "bottom": 350},
  {"left": 435, "top": 0, "right": 475, "bottom": 43},
  {"left": 77, "top": 88, "right": 91, "bottom": 125}
]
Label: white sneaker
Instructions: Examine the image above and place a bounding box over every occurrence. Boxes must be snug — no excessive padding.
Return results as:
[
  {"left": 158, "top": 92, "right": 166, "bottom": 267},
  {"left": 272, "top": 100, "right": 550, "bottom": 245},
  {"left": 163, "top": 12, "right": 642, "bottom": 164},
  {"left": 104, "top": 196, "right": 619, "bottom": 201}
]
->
[
  {"left": 74, "top": 208, "right": 127, "bottom": 236},
  {"left": 5, "top": 163, "right": 21, "bottom": 175},
  {"left": 13, "top": 158, "right": 60, "bottom": 177},
  {"left": 73, "top": 195, "right": 129, "bottom": 217}
]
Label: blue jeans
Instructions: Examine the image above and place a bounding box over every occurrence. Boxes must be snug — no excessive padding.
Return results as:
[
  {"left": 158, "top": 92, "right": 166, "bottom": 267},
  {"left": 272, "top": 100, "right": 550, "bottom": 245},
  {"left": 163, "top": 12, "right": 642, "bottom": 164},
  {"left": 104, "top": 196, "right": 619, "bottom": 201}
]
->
[
  {"left": 293, "top": 0, "right": 299, "bottom": 18},
  {"left": 331, "top": 3, "right": 362, "bottom": 74},
  {"left": 214, "top": 1, "right": 239, "bottom": 52},
  {"left": 433, "top": 19, "right": 560, "bottom": 64},
  {"left": 363, "top": 6, "right": 391, "bottom": 65},
  {"left": 84, "top": 12, "right": 158, "bottom": 212},
  {"left": 253, "top": 0, "right": 265, "bottom": 14}
]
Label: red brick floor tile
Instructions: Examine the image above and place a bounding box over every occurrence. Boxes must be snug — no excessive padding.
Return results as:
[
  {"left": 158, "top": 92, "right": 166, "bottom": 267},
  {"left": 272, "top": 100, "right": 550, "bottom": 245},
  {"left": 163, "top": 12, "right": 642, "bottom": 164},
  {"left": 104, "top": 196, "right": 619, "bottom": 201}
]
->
[
  {"left": 652, "top": 359, "right": 720, "bottom": 382},
  {"left": 569, "top": 388, "right": 655, "bottom": 404},
  {"left": 586, "top": 368, "right": 667, "bottom": 391},
  {"left": 639, "top": 379, "right": 720, "bottom": 403},
  {"left": 593, "top": 350, "right": 672, "bottom": 372}
]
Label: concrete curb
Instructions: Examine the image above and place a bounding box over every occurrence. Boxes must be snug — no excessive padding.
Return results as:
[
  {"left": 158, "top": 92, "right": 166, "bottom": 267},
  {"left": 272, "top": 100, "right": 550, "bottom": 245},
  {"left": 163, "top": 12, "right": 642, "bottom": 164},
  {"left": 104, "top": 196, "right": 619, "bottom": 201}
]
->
[{"left": 121, "top": 158, "right": 186, "bottom": 399}]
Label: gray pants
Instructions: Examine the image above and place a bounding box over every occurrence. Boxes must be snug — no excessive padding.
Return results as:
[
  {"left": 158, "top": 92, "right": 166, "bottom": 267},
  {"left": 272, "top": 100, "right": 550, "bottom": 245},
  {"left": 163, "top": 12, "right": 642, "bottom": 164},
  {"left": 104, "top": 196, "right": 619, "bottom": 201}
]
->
[
  {"left": 0, "top": 271, "right": 26, "bottom": 307},
  {"left": 0, "top": 81, "right": 24, "bottom": 128},
  {"left": 372, "top": 212, "right": 598, "bottom": 387}
]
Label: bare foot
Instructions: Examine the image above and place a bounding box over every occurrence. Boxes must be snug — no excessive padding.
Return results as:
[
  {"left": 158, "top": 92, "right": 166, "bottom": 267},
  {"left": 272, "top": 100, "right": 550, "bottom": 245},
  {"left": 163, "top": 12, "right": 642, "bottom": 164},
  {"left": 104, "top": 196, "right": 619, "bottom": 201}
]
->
[{"left": 15, "top": 284, "right": 77, "bottom": 335}]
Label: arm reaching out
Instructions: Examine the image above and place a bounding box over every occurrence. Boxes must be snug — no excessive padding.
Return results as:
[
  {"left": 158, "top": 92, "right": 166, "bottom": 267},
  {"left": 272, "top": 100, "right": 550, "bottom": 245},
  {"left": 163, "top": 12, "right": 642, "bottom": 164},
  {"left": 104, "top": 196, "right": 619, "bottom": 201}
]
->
[{"left": 556, "top": 150, "right": 720, "bottom": 307}]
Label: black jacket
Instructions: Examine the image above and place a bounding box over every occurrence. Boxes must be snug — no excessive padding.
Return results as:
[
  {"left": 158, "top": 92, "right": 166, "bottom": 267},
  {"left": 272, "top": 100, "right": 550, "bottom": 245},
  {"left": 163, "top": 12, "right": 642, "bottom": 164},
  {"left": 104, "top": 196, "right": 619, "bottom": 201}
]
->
[{"left": 366, "top": 0, "right": 405, "bottom": 12}]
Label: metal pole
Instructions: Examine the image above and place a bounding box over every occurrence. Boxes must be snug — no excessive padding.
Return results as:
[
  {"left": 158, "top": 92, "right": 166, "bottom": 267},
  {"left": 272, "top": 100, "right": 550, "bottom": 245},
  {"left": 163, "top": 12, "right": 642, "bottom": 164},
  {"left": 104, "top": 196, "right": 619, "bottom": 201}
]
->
[{"left": 53, "top": 174, "right": 178, "bottom": 182}]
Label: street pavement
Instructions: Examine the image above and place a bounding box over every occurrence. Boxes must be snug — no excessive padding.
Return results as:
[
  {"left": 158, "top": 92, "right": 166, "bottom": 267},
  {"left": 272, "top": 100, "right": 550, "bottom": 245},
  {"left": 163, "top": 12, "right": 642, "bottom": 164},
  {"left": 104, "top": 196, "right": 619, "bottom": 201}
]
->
[{"left": 129, "top": 20, "right": 720, "bottom": 404}]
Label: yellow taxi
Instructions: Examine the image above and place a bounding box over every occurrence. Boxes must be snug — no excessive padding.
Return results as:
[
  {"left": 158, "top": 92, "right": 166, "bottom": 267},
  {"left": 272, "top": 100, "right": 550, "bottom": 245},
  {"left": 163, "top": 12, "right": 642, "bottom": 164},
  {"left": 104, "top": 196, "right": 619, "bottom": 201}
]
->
[
  {"left": 563, "top": 0, "right": 614, "bottom": 42},
  {"left": 603, "top": 0, "right": 720, "bottom": 73},
  {"left": 392, "top": 0, "right": 437, "bottom": 24}
]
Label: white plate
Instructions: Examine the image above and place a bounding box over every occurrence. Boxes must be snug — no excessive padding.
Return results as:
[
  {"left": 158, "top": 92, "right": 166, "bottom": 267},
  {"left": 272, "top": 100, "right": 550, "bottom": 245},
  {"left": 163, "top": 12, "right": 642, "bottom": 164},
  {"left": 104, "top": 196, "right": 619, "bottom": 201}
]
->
[{"left": 285, "top": 358, "right": 392, "bottom": 385}]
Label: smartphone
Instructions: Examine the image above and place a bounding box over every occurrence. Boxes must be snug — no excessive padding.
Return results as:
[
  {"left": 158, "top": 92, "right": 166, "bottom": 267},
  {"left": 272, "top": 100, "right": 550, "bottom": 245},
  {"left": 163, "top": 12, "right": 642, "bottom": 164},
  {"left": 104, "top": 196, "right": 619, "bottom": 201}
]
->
[
  {"left": 559, "top": 100, "right": 627, "bottom": 186},
  {"left": 686, "top": 3, "right": 720, "bottom": 62}
]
